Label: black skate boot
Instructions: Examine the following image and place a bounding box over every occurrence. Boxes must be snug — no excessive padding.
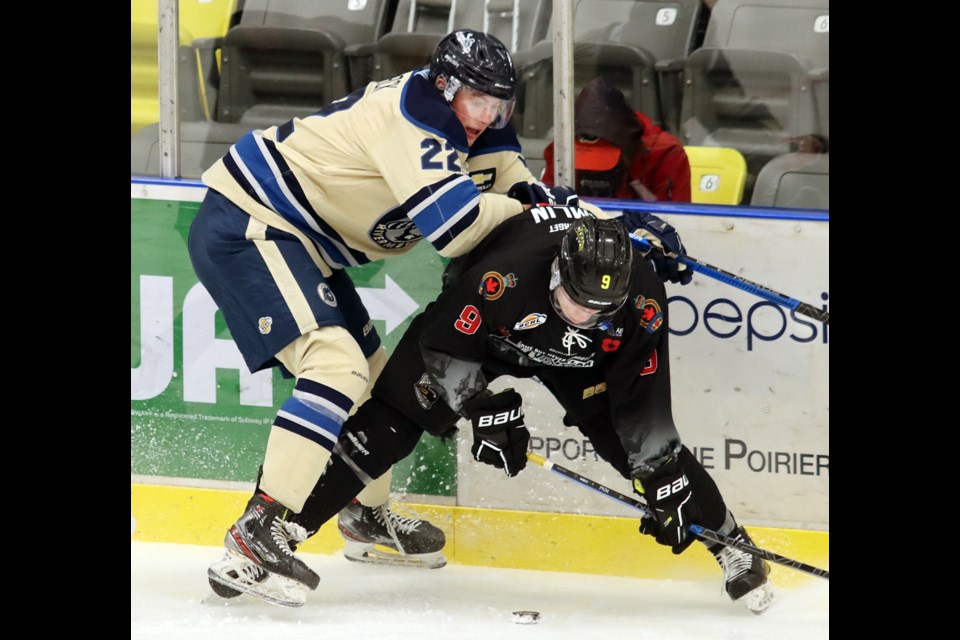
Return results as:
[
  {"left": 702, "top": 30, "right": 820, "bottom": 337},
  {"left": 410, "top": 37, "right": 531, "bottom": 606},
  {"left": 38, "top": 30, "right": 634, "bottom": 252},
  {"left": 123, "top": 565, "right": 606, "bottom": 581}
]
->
[
  {"left": 337, "top": 498, "right": 447, "bottom": 569},
  {"left": 710, "top": 526, "right": 775, "bottom": 614},
  {"left": 207, "top": 492, "right": 320, "bottom": 607}
]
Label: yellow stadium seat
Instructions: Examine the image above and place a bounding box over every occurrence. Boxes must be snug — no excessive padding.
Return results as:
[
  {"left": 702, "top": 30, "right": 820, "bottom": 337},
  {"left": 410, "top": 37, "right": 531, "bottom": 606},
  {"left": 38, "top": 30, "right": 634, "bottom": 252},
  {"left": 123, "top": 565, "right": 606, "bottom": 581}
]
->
[
  {"left": 684, "top": 146, "right": 747, "bottom": 205},
  {"left": 131, "top": 0, "right": 237, "bottom": 138}
]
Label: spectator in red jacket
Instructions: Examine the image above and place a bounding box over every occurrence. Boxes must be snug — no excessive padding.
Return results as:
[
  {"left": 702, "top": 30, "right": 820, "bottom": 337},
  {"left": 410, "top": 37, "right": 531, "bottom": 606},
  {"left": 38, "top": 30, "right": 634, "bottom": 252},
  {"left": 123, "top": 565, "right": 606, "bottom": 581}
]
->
[{"left": 542, "top": 77, "right": 691, "bottom": 202}]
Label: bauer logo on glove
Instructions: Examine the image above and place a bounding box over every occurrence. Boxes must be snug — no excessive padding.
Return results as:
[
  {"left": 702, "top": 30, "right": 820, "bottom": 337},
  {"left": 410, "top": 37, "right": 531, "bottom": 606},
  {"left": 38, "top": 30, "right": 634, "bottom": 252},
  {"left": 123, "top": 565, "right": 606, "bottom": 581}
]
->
[
  {"left": 476, "top": 407, "right": 524, "bottom": 428},
  {"left": 655, "top": 474, "right": 689, "bottom": 500},
  {"left": 463, "top": 389, "right": 531, "bottom": 477}
]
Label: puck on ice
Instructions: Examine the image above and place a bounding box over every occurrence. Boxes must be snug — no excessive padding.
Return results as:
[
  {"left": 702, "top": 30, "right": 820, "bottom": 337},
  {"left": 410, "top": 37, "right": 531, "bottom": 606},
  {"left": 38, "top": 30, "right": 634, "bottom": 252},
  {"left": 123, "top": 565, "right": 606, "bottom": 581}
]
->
[{"left": 511, "top": 611, "right": 540, "bottom": 624}]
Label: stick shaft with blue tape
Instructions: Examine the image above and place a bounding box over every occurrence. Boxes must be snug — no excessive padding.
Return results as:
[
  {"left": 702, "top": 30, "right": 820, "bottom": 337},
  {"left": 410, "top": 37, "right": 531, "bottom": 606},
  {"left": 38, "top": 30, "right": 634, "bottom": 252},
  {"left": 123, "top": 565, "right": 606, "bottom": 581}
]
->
[
  {"left": 525, "top": 452, "right": 829, "bottom": 580},
  {"left": 628, "top": 233, "right": 829, "bottom": 326}
]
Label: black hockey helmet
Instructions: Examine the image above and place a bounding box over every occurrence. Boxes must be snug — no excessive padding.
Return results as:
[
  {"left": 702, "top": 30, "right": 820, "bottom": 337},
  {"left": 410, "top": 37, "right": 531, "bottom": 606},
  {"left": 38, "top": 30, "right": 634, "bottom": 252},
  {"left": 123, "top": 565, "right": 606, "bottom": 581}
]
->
[
  {"left": 551, "top": 217, "right": 633, "bottom": 328},
  {"left": 430, "top": 29, "right": 517, "bottom": 128}
]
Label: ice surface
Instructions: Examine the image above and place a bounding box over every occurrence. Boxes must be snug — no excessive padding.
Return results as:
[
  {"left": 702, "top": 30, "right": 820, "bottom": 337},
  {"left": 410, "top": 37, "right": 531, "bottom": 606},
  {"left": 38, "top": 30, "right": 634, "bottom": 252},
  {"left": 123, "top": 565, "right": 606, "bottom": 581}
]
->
[{"left": 132, "top": 541, "right": 828, "bottom": 639}]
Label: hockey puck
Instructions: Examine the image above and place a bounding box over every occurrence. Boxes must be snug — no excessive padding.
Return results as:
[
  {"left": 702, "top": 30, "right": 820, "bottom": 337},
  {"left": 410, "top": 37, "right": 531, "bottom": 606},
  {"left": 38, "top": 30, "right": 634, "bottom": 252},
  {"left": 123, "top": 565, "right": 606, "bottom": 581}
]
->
[{"left": 511, "top": 611, "right": 541, "bottom": 624}]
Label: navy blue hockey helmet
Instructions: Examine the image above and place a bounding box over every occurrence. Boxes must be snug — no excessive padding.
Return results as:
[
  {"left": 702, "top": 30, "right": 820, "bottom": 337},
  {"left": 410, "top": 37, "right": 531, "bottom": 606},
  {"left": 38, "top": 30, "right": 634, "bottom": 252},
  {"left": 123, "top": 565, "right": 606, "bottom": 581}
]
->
[{"left": 551, "top": 217, "right": 633, "bottom": 328}]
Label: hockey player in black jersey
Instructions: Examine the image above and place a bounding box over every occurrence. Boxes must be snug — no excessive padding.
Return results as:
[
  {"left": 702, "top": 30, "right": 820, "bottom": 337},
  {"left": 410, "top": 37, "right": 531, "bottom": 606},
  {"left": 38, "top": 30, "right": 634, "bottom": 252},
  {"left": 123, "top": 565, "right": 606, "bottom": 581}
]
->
[{"left": 286, "top": 208, "right": 774, "bottom": 613}]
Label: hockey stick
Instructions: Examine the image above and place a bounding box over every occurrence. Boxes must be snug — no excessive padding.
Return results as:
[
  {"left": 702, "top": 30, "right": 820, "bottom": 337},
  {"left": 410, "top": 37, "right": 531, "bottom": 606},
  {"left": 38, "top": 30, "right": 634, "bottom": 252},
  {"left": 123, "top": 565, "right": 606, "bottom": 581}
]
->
[
  {"left": 628, "top": 233, "right": 829, "bottom": 326},
  {"left": 525, "top": 452, "right": 830, "bottom": 580}
]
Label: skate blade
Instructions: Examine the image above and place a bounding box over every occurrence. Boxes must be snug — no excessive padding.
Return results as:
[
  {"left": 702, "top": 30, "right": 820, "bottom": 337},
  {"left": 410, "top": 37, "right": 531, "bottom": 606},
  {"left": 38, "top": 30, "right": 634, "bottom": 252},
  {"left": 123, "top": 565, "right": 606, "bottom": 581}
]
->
[
  {"left": 207, "top": 565, "right": 307, "bottom": 607},
  {"left": 741, "top": 583, "right": 777, "bottom": 615},
  {"left": 343, "top": 541, "right": 447, "bottom": 569}
]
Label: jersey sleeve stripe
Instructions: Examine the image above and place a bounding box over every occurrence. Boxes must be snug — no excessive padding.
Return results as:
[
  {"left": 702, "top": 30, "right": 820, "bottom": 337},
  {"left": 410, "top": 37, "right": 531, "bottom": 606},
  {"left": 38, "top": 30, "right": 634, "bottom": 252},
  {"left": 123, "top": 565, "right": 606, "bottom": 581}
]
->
[
  {"left": 227, "top": 131, "right": 367, "bottom": 268},
  {"left": 428, "top": 204, "right": 478, "bottom": 251},
  {"left": 407, "top": 175, "right": 482, "bottom": 240}
]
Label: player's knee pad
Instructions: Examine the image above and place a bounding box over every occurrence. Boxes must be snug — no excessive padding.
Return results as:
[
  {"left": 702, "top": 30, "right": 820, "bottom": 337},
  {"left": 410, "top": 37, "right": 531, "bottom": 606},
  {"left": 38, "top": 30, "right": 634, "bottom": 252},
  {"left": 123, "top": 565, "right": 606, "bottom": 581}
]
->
[
  {"left": 676, "top": 445, "right": 728, "bottom": 530},
  {"left": 334, "top": 397, "right": 426, "bottom": 484},
  {"left": 276, "top": 325, "right": 371, "bottom": 404}
]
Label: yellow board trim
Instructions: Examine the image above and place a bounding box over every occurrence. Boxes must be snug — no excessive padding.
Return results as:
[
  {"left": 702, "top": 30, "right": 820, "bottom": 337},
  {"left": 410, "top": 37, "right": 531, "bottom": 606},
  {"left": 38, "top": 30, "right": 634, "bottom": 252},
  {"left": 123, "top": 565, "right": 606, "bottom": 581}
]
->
[{"left": 131, "top": 483, "right": 827, "bottom": 588}]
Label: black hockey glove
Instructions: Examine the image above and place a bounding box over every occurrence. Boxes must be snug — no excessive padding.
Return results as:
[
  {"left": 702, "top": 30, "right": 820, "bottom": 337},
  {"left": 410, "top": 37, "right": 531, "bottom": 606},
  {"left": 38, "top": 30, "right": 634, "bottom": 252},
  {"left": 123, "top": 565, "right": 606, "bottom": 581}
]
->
[
  {"left": 508, "top": 181, "right": 580, "bottom": 208},
  {"left": 618, "top": 211, "right": 692, "bottom": 285},
  {"left": 463, "top": 389, "right": 530, "bottom": 477},
  {"left": 633, "top": 458, "right": 702, "bottom": 554}
]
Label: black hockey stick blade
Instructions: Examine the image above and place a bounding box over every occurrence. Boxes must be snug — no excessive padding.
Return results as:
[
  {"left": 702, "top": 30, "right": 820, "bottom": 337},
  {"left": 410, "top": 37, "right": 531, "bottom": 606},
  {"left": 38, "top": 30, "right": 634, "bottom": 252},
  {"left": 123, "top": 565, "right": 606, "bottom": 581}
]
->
[{"left": 525, "top": 452, "right": 829, "bottom": 580}]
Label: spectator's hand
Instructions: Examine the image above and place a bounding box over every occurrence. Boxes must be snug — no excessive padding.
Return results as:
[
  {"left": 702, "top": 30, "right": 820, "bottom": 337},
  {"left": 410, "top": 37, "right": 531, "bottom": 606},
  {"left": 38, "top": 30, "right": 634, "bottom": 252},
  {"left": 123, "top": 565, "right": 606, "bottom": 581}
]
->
[
  {"left": 463, "top": 389, "right": 530, "bottom": 477},
  {"left": 619, "top": 211, "right": 692, "bottom": 285},
  {"left": 633, "top": 459, "right": 702, "bottom": 554},
  {"left": 508, "top": 181, "right": 580, "bottom": 208}
]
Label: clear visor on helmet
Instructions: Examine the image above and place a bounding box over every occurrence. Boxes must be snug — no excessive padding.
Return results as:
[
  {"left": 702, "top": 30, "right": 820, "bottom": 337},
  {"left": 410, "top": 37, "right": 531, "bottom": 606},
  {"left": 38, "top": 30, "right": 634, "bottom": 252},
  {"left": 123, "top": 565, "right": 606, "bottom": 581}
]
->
[
  {"left": 548, "top": 259, "right": 623, "bottom": 330},
  {"left": 443, "top": 77, "right": 516, "bottom": 130},
  {"left": 458, "top": 87, "right": 516, "bottom": 129}
]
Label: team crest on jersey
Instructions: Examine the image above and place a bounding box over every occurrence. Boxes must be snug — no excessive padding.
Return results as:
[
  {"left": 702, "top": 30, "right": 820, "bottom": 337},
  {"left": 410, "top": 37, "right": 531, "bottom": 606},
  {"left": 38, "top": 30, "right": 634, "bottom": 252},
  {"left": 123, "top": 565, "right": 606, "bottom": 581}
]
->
[
  {"left": 414, "top": 372, "right": 441, "bottom": 409},
  {"left": 258, "top": 316, "right": 273, "bottom": 335},
  {"left": 318, "top": 283, "right": 338, "bottom": 307},
  {"left": 634, "top": 295, "right": 663, "bottom": 333},
  {"left": 479, "top": 271, "right": 518, "bottom": 300},
  {"left": 371, "top": 210, "right": 424, "bottom": 250},
  {"left": 469, "top": 168, "right": 496, "bottom": 191},
  {"left": 514, "top": 313, "right": 546, "bottom": 330}
]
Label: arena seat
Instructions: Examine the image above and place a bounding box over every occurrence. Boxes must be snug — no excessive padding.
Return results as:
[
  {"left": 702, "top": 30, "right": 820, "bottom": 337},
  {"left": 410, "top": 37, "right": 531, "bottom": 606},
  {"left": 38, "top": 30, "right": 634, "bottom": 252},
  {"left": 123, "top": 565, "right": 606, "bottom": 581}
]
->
[
  {"left": 511, "top": 0, "right": 703, "bottom": 139},
  {"left": 678, "top": 0, "right": 829, "bottom": 199},
  {"left": 131, "top": 0, "right": 391, "bottom": 177},
  {"left": 684, "top": 145, "right": 746, "bottom": 205},
  {"left": 749, "top": 152, "right": 828, "bottom": 210},
  {"left": 130, "top": 0, "right": 237, "bottom": 138}
]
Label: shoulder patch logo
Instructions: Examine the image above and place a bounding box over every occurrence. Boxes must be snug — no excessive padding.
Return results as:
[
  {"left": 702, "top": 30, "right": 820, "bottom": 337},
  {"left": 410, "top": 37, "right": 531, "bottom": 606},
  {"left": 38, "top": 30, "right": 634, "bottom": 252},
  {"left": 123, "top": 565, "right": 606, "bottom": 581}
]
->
[
  {"left": 318, "top": 282, "right": 338, "bottom": 307},
  {"left": 371, "top": 218, "right": 423, "bottom": 250},
  {"left": 414, "top": 372, "right": 440, "bottom": 410},
  {"left": 469, "top": 168, "right": 497, "bottom": 192},
  {"left": 258, "top": 316, "right": 273, "bottom": 335},
  {"left": 479, "top": 271, "right": 518, "bottom": 300},
  {"left": 634, "top": 295, "right": 663, "bottom": 333}
]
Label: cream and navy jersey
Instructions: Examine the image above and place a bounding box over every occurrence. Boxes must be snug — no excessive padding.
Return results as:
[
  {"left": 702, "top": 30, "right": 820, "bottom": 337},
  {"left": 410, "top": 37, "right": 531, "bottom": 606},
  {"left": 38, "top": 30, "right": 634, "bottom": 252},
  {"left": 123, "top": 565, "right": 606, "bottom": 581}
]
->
[
  {"left": 419, "top": 206, "right": 680, "bottom": 477},
  {"left": 202, "top": 70, "right": 537, "bottom": 267}
]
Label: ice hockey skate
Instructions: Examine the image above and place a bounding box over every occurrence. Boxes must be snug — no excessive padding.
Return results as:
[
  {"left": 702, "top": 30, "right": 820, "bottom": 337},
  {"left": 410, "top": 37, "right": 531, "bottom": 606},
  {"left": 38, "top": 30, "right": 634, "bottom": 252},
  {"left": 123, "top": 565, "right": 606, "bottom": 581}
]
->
[
  {"left": 207, "top": 492, "right": 320, "bottom": 607},
  {"left": 207, "top": 550, "right": 309, "bottom": 607},
  {"left": 711, "top": 526, "right": 776, "bottom": 614},
  {"left": 337, "top": 498, "right": 447, "bottom": 569}
]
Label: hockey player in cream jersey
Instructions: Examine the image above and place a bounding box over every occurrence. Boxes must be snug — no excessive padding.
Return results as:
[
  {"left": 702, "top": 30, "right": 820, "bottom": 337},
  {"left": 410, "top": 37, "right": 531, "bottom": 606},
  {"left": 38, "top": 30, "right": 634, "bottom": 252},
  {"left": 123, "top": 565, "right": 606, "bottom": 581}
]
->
[{"left": 190, "top": 29, "right": 583, "bottom": 606}]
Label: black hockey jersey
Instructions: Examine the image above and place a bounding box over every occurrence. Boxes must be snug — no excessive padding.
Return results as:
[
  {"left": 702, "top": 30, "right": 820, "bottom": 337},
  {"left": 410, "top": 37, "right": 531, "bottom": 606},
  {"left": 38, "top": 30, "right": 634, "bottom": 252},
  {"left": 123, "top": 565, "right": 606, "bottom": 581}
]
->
[{"left": 420, "top": 205, "right": 681, "bottom": 478}]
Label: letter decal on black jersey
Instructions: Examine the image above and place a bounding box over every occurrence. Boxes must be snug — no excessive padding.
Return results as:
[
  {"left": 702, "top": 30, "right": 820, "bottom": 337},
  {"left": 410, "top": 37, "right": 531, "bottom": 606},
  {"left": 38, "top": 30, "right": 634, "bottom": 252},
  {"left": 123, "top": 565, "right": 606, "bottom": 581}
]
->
[
  {"left": 640, "top": 350, "right": 658, "bottom": 376},
  {"left": 454, "top": 305, "right": 482, "bottom": 335},
  {"left": 420, "top": 139, "right": 462, "bottom": 172}
]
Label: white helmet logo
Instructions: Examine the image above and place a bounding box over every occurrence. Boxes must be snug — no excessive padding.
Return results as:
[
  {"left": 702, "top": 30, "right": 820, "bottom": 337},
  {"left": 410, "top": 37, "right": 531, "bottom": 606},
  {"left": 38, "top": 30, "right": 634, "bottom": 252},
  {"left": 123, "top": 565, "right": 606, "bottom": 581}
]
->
[{"left": 456, "top": 31, "right": 475, "bottom": 53}]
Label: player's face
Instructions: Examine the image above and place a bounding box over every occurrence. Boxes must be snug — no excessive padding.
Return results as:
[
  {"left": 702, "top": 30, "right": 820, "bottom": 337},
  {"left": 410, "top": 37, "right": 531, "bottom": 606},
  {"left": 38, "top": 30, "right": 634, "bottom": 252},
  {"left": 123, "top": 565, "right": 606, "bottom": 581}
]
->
[
  {"left": 551, "top": 283, "right": 619, "bottom": 329},
  {"left": 451, "top": 87, "right": 511, "bottom": 145}
]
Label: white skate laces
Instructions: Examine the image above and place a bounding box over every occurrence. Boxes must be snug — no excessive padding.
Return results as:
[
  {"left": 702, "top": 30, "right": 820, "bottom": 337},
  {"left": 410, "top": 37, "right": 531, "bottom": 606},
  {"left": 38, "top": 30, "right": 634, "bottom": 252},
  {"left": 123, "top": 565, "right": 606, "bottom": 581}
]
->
[
  {"left": 717, "top": 546, "right": 754, "bottom": 584},
  {"left": 375, "top": 503, "right": 424, "bottom": 553},
  {"left": 271, "top": 518, "right": 309, "bottom": 555}
]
